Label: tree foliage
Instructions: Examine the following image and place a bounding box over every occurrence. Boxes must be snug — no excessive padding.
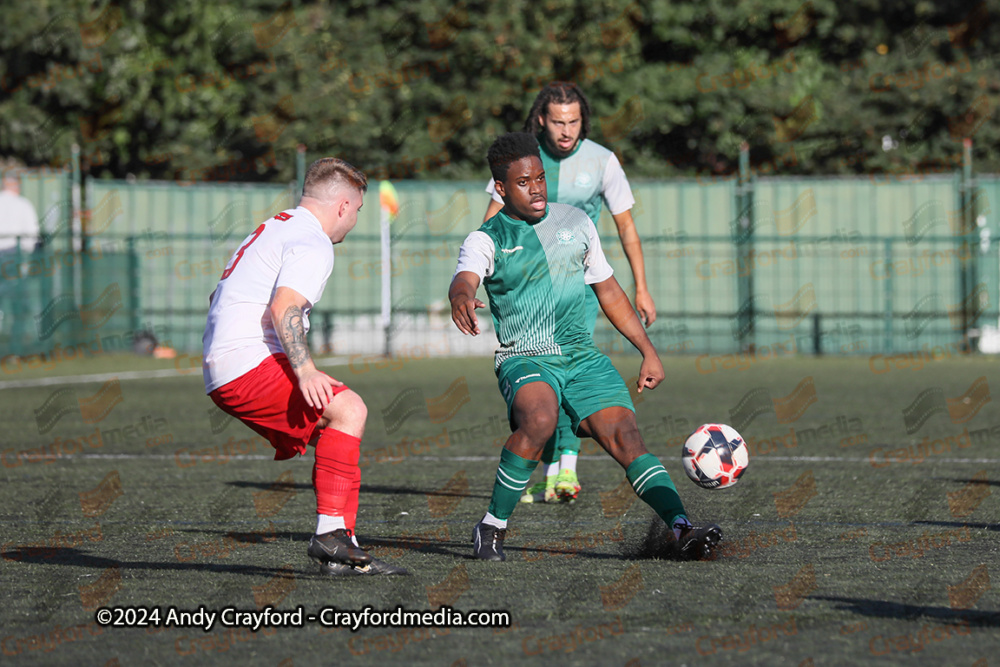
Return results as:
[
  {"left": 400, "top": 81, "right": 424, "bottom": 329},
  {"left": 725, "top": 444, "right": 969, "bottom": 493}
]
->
[{"left": 1, "top": 0, "right": 998, "bottom": 182}]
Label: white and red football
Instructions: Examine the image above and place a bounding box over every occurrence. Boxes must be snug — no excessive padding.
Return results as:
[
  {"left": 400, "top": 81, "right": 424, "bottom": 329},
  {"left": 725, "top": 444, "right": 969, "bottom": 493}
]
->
[{"left": 681, "top": 423, "right": 749, "bottom": 490}]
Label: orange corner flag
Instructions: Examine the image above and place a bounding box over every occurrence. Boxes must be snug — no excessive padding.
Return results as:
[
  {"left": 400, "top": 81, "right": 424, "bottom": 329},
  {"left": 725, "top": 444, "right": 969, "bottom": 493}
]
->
[{"left": 380, "top": 180, "right": 399, "bottom": 219}]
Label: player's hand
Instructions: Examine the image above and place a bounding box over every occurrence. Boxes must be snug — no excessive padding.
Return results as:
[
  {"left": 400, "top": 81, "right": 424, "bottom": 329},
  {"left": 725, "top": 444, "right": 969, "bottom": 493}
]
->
[
  {"left": 636, "top": 353, "right": 664, "bottom": 393},
  {"left": 298, "top": 368, "right": 343, "bottom": 409},
  {"left": 635, "top": 290, "right": 657, "bottom": 328},
  {"left": 451, "top": 295, "right": 485, "bottom": 336}
]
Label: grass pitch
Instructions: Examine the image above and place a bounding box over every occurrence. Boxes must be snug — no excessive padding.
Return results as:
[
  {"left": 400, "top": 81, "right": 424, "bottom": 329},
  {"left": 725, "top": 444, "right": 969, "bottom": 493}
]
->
[{"left": 1, "top": 352, "right": 998, "bottom": 666}]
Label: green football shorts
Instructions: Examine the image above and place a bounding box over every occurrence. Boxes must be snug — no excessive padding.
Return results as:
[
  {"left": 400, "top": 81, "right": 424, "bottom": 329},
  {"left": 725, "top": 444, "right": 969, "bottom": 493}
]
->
[{"left": 496, "top": 345, "right": 634, "bottom": 434}]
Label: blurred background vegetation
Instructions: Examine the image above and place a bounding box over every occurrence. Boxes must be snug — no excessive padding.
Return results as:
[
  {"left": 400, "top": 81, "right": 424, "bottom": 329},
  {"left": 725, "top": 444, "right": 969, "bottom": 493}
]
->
[{"left": 1, "top": 0, "right": 997, "bottom": 182}]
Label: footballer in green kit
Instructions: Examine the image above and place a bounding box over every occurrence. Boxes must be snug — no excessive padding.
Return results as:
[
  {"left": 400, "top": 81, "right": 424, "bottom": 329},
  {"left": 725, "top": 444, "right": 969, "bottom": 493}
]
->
[
  {"left": 485, "top": 81, "right": 655, "bottom": 504},
  {"left": 451, "top": 132, "right": 721, "bottom": 562}
]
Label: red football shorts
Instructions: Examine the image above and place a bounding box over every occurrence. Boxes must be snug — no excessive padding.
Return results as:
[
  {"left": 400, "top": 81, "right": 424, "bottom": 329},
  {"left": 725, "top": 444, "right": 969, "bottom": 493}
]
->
[{"left": 209, "top": 353, "right": 350, "bottom": 460}]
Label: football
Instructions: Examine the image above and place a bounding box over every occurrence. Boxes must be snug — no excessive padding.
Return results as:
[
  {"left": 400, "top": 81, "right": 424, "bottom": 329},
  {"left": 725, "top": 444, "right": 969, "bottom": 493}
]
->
[{"left": 681, "top": 423, "right": 749, "bottom": 489}]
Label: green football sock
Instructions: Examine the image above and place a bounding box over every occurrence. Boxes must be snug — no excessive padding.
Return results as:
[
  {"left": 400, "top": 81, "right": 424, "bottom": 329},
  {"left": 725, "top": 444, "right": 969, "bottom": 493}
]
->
[
  {"left": 487, "top": 448, "right": 539, "bottom": 520},
  {"left": 540, "top": 430, "right": 559, "bottom": 466},
  {"left": 555, "top": 420, "right": 581, "bottom": 456},
  {"left": 625, "top": 453, "right": 687, "bottom": 526},
  {"left": 543, "top": 409, "right": 580, "bottom": 465}
]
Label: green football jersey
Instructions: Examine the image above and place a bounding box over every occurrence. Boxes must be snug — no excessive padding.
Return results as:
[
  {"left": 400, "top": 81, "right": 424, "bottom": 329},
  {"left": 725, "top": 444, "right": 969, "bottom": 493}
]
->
[{"left": 455, "top": 202, "right": 614, "bottom": 369}]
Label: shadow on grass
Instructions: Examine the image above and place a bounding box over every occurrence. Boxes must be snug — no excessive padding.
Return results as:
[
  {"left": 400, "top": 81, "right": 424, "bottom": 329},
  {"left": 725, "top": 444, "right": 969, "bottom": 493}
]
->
[
  {"left": 2, "top": 546, "right": 312, "bottom": 577},
  {"left": 163, "top": 528, "right": 472, "bottom": 559},
  {"left": 226, "top": 480, "right": 311, "bottom": 490},
  {"left": 168, "top": 528, "right": 628, "bottom": 561},
  {"left": 812, "top": 596, "right": 1000, "bottom": 627},
  {"left": 504, "top": 546, "right": 624, "bottom": 561},
  {"left": 222, "top": 481, "right": 490, "bottom": 498},
  {"left": 362, "top": 483, "right": 490, "bottom": 500},
  {"left": 361, "top": 535, "right": 472, "bottom": 559},
  {"left": 618, "top": 516, "right": 693, "bottom": 562},
  {"left": 948, "top": 478, "right": 999, "bottom": 487},
  {"left": 913, "top": 520, "right": 1000, "bottom": 532}
]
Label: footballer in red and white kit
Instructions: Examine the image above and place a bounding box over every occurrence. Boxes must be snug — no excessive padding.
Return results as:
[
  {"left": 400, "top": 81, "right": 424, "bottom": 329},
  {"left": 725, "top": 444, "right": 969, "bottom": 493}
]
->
[{"left": 202, "top": 157, "right": 406, "bottom": 576}]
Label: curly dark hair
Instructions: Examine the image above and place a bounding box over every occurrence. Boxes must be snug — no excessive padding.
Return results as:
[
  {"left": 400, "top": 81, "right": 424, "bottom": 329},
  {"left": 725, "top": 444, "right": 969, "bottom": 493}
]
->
[
  {"left": 487, "top": 132, "right": 541, "bottom": 183},
  {"left": 522, "top": 81, "right": 592, "bottom": 140}
]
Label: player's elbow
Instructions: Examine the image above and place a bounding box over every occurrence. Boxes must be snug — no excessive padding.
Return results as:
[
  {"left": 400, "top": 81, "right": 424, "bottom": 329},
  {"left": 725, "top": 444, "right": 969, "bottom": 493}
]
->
[
  {"left": 590, "top": 277, "right": 615, "bottom": 299},
  {"left": 616, "top": 225, "right": 640, "bottom": 245},
  {"left": 268, "top": 300, "right": 285, "bottom": 327}
]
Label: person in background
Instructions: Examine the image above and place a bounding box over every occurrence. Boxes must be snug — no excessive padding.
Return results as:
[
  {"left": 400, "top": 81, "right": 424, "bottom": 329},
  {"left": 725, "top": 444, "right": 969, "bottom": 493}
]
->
[{"left": 0, "top": 173, "right": 40, "bottom": 252}]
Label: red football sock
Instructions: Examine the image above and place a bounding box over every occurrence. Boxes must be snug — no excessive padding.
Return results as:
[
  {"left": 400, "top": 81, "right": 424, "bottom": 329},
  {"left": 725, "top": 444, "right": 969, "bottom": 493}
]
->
[
  {"left": 313, "top": 429, "right": 361, "bottom": 519},
  {"left": 344, "top": 467, "right": 361, "bottom": 533}
]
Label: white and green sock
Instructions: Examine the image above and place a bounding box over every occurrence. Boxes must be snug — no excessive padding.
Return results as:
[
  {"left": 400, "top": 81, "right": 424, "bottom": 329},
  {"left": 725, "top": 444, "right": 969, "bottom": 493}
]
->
[
  {"left": 487, "top": 448, "right": 539, "bottom": 520},
  {"left": 625, "top": 453, "right": 687, "bottom": 528}
]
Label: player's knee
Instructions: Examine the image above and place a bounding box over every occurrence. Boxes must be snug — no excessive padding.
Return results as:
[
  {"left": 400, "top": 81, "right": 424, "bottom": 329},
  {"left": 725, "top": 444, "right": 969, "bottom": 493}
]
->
[
  {"left": 349, "top": 391, "right": 369, "bottom": 425},
  {"left": 594, "top": 413, "right": 642, "bottom": 449},
  {"left": 519, "top": 409, "right": 557, "bottom": 443},
  {"left": 613, "top": 423, "right": 642, "bottom": 450},
  {"left": 322, "top": 389, "right": 368, "bottom": 431},
  {"left": 619, "top": 419, "right": 641, "bottom": 442}
]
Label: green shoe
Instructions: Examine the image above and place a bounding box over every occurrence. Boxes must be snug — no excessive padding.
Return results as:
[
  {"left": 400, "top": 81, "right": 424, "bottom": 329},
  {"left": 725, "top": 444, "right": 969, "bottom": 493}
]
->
[
  {"left": 555, "top": 469, "right": 581, "bottom": 502},
  {"left": 520, "top": 477, "right": 558, "bottom": 503}
]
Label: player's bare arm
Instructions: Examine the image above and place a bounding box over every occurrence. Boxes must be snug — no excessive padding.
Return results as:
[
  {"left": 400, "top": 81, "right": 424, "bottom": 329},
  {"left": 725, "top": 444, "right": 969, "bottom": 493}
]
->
[
  {"left": 448, "top": 271, "right": 485, "bottom": 335},
  {"left": 591, "top": 275, "right": 664, "bottom": 392},
  {"left": 278, "top": 304, "right": 310, "bottom": 369},
  {"left": 483, "top": 199, "right": 504, "bottom": 222},
  {"left": 270, "top": 285, "right": 343, "bottom": 409},
  {"left": 611, "top": 209, "right": 656, "bottom": 327}
]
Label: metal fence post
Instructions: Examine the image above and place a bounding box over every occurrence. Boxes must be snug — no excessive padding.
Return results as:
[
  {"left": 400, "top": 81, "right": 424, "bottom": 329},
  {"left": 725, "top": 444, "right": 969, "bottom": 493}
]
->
[
  {"left": 71, "top": 144, "right": 82, "bottom": 255},
  {"left": 296, "top": 145, "right": 306, "bottom": 205},
  {"left": 735, "top": 143, "right": 755, "bottom": 350},
  {"left": 812, "top": 312, "right": 822, "bottom": 355},
  {"left": 960, "top": 138, "right": 979, "bottom": 351},
  {"left": 883, "top": 238, "right": 893, "bottom": 353},
  {"left": 8, "top": 241, "right": 26, "bottom": 355},
  {"left": 127, "top": 236, "right": 141, "bottom": 334},
  {"left": 71, "top": 145, "right": 84, "bottom": 350},
  {"left": 381, "top": 193, "right": 392, "bottom": 357}
]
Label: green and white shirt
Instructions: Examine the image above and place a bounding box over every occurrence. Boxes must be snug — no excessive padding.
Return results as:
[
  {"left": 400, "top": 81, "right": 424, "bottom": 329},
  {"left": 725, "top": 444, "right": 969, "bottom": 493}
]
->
[
  {"left": 455, "top": 203, "right": 613, "bottom": 369},
  {"left": 486, "top": 138, "right": 635, "bottom": 224}
]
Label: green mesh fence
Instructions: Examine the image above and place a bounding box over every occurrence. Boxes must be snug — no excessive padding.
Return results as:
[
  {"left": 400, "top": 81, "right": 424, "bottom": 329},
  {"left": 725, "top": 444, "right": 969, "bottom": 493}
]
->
[{"left": 2, "top": 174, "right": 997, "bottom": 364}]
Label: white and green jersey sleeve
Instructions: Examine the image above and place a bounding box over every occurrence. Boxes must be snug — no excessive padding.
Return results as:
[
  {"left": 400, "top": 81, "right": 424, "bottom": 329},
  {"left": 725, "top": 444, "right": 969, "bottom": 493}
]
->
[
  {"left": 455, "top": 203, "right": 613, "bottom": 369},
  {"left": 485, "top": 138, "right": 635, "bottom": 224}
]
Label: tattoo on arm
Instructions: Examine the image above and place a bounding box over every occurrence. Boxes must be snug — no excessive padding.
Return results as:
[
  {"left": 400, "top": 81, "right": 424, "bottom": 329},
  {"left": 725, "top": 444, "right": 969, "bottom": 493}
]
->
[{"left": 278, "top": 305, "right": 311, "bottom": 370}]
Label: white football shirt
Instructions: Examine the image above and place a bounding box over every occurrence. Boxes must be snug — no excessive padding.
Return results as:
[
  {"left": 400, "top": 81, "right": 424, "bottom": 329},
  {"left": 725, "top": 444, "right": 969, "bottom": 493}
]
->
[{"left": 203, "top": 206, "right": 334, "bottom": 393}]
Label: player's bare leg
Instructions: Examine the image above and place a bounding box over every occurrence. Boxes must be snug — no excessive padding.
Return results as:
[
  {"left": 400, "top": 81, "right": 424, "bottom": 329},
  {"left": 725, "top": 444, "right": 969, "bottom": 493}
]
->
[
  {"left": 316, "top": 389, "right": 367, "bottom": 437},
  {"left": 522, "top": 411, "right": 576, "bottom": 504},
  {"left": 577, "top": 406, "right": 646, "bottom": 468},
  {"left": 580, "top": 407, "right": 722, "bottom": 560},
  {"left": 520, "top": 432, "right": 562, "bottom": 504},
  {"left": 504, "top": 383, "right": 559, "bottom": 460},
  {"left": 473, "top": 382, "right": 558, "bottom": 561}
]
